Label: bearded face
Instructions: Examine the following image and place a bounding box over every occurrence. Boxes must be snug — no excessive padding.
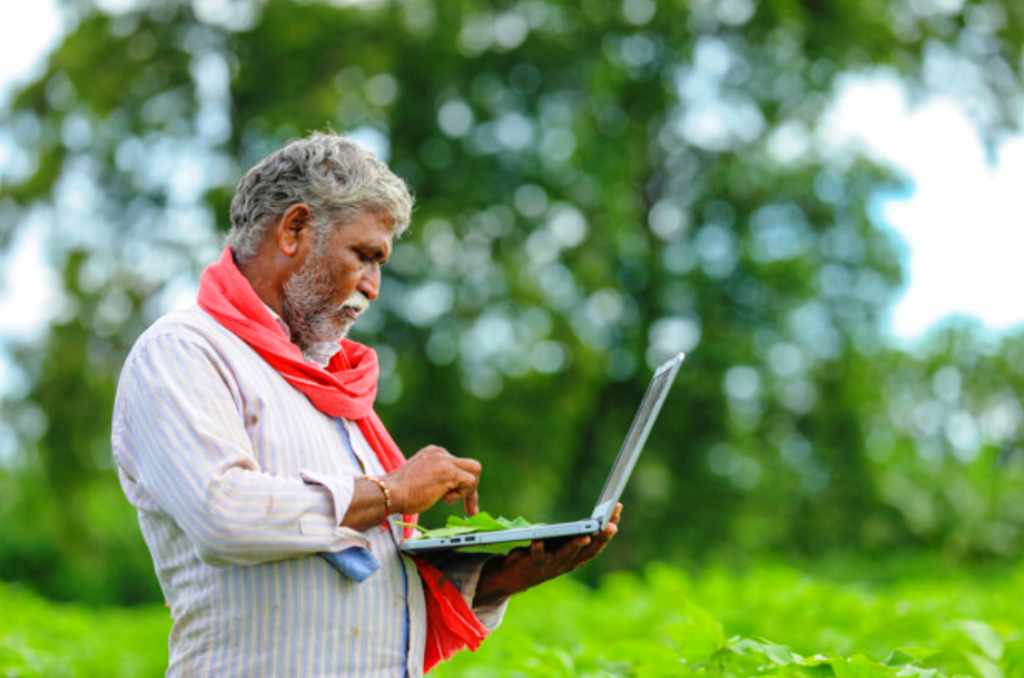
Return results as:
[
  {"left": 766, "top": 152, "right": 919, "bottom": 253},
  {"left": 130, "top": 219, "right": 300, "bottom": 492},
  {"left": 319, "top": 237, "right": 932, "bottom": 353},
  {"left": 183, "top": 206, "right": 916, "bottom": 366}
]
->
[{"left": 281, "top": 244, "right": 370, "bottom": 366}]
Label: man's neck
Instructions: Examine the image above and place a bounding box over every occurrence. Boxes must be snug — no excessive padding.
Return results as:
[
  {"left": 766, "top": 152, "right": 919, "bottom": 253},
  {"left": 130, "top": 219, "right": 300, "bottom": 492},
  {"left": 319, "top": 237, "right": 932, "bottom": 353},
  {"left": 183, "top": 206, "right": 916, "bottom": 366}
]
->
[
  {"left": 236, "top": 248, "right": 287, "bottom": 318},
  {"left": 260, "top": 302, "right": 340, "bottom": 368}
]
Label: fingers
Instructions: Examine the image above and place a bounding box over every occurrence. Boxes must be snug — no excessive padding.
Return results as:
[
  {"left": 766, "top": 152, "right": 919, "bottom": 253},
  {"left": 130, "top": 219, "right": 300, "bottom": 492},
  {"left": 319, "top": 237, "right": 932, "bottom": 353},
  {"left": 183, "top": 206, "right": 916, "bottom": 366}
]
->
[
  {"left": 555, "top": 535, "right": 591, "bottom": 562},
  {"left": 529, "top": 540, "right": 548, "bottom": 569},
  {"left": 589, "top": 523, "right": 617, "bottom": 554},
  {"left": 453, "top": 457, "right": 482, "bottom": 476},
  {"left": 502, "top": 527, "right": 616, "bottom": 596},
  {"left": 547, "top": 515, "right": 620, "bottom": 572},
  {"left": 442, "top": 464, "right": 481, "bottom": 503},
  {"left": 584, "top": 504, "right": 622, "bottom": 553},
  {"left": 424, "top": 447, "right": 480, "bottom": 492},
  {"left": 520, "top": 536, "right": 592, "bottom": 586},
  {"left": 410, "top": 447, "right": 478, "bottom": 476},
  {"left": 450, "top": 456, "right": 481, "bottom": 497},
  {"left": 396, "top": 445, "right": 483, "bottom": 513}
]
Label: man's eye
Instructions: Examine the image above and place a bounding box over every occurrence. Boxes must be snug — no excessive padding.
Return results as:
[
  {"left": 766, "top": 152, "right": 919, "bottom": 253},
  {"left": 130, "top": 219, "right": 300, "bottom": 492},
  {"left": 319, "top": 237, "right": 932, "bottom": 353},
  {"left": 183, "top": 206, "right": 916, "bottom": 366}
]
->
[{"left": 355, "top": 248, "right": 387, "bottom": 265}]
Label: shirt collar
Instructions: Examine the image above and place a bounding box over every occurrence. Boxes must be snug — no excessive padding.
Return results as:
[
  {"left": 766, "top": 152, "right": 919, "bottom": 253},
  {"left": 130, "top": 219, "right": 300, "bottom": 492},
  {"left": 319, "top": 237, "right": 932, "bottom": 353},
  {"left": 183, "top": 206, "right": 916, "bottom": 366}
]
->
[{"left": 262, "top": 303, "right": 292, "bottom": 340}]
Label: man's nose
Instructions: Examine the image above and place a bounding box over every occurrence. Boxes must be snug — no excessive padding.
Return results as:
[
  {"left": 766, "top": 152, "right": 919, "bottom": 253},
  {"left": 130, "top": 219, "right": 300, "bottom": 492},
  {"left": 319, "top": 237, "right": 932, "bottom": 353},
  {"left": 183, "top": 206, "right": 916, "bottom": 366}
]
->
[{"left": 357, "top": 266, "right": 380, "bottom": 302}]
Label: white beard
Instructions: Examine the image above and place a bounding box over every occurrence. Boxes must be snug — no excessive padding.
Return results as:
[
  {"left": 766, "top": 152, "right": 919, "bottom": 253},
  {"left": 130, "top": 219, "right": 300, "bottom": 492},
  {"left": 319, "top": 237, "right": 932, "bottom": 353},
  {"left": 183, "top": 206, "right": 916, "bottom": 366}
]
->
[{"left": 281, "top": 251, "right": 370, "bottom": 366}]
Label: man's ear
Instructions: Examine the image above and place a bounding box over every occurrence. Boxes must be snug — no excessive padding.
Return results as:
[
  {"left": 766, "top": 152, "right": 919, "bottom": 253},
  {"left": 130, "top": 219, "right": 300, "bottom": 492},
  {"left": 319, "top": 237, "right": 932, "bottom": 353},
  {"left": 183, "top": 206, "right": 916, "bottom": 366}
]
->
[{"left": 276, "top": 203, "right": 314, "bottom": 257}]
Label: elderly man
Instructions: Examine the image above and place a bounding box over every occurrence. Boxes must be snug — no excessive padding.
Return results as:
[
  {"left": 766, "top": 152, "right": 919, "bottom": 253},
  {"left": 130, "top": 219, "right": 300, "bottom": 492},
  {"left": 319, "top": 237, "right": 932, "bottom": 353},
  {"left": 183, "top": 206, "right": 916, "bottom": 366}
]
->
[{"left": 111, "top": 132, "right": 619, "bottom": 677}]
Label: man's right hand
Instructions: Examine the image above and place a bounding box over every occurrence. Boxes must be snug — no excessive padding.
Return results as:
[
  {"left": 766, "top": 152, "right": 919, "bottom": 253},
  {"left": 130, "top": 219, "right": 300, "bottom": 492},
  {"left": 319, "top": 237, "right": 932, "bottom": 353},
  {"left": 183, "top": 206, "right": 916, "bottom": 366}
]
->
[{"left": 385, "top": 445, "right": 481, "bottom": 516}]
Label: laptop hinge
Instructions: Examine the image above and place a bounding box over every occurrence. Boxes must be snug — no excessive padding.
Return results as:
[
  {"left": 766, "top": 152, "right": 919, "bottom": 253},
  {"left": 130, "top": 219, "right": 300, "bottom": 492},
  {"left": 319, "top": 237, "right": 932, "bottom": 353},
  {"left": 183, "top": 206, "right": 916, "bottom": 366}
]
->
[{"left": 591, "top": 500, "right": 615, "bottom": 529}]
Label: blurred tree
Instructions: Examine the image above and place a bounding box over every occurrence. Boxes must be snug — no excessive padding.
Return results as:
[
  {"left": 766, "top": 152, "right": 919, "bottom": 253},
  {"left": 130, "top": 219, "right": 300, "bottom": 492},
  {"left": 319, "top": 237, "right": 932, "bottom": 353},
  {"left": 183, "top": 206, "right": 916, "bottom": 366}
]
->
[{"left": 1, "top": 0, "right": 1023, "bottom": 602}]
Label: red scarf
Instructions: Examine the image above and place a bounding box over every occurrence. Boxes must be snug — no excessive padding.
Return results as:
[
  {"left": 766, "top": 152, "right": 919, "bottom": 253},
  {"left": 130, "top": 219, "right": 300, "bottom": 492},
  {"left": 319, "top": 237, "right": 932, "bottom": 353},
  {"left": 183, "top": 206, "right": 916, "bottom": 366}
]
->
[{"left": 197, "top": 248, "right": 488, "bottom": 672}]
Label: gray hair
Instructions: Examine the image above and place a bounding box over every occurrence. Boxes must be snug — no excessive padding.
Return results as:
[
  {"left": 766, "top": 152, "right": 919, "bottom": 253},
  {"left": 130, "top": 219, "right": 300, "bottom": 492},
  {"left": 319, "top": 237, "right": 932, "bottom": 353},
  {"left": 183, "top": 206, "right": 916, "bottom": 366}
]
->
[{"left": 226, "top": 131, "right": 413, "bottom": 260}]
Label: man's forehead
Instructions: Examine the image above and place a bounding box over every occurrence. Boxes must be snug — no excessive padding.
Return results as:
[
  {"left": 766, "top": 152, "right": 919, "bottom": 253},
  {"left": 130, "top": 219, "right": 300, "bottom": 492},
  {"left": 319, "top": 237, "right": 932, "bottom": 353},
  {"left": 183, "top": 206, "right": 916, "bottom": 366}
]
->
[
  {"left": 355, "top": 206, "right": 395, "bottom": 230},
  {"left": 327, "top": 208, "right": 394, "bottom": 248}
]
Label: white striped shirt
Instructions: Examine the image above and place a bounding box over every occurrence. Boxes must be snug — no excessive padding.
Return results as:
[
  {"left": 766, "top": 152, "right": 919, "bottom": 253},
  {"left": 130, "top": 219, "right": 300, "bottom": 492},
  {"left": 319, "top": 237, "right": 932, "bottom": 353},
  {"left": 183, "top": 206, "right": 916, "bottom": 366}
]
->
[{"left": 111, "top": 305, "right": 505, "bottom": 677}]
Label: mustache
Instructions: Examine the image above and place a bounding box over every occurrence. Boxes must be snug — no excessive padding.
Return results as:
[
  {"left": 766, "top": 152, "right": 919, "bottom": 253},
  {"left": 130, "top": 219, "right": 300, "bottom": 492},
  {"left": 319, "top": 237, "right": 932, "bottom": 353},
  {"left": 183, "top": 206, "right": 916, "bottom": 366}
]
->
[{"left": 340, "top": 292, "right": 370, "bottom": 315}]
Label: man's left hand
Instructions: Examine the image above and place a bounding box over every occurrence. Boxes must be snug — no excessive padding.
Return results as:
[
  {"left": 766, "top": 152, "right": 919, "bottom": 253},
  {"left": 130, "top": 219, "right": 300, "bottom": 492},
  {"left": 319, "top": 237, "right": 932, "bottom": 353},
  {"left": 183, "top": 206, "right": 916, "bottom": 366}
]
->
[{"left": 473, "top": 503, "right": 622, "bottom": 607}]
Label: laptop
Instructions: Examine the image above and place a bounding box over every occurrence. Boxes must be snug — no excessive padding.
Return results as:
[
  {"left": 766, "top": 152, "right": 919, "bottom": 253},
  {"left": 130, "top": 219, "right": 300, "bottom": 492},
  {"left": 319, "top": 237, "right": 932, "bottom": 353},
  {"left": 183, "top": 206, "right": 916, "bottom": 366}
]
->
[{"left": 401, "top": 352, "right": 686, "bottom": 554}]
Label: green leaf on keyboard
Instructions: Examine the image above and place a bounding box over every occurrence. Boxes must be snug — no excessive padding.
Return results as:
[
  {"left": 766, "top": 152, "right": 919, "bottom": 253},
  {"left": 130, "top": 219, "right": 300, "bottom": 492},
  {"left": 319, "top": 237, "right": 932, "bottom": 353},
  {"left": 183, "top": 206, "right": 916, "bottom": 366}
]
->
[{"left": 410, "top": 512, "right": 542, "bottom": 540}]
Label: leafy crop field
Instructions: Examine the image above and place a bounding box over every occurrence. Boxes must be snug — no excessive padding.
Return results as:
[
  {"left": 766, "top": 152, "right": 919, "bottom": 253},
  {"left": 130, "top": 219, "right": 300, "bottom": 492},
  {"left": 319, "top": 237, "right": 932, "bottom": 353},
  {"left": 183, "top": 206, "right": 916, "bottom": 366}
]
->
[
  {"left": 3, "top": 559, "right": 1024, "bottom": 677},
  {"left": 0, "top": 581, "right": 170, "bottom": 677}
]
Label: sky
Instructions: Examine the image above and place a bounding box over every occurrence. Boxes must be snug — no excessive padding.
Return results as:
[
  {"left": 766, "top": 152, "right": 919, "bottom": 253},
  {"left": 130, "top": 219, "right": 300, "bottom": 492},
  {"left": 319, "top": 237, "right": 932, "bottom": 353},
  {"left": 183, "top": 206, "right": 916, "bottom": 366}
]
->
[
  {"left": 1, "top": 1, "right": 1023, "bottom": 347},
  {"left": 823, "top": 77, "right": 1024, "bottom": 340}
]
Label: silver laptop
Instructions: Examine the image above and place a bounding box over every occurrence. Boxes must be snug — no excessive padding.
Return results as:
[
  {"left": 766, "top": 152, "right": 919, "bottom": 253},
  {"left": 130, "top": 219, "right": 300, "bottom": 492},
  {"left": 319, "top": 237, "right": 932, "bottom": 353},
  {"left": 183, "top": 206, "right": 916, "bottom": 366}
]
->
[{"left": 401, "top": 352, "right": 685, "bottom": 554}]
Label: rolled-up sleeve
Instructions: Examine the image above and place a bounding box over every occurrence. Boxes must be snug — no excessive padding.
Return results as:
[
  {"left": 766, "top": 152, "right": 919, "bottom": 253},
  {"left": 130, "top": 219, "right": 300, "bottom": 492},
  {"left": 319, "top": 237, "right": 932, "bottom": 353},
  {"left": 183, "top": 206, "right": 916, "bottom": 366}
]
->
[{"left": 111, "top": 330, "right": 366, "bottom": 566}]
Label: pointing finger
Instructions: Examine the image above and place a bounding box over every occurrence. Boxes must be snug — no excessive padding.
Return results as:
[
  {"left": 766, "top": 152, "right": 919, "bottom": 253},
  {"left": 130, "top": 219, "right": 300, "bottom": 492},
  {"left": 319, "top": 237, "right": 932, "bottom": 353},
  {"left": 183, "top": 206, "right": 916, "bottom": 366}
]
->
[{"left": 454, "top": 457, "right": 482, "bottom": 479}]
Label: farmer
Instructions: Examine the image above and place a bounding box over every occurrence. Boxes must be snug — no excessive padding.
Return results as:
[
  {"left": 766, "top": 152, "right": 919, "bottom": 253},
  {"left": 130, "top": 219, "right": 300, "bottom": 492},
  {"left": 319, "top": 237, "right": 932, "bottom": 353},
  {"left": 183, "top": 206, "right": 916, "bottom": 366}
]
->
[{"left": 111, "top": 131, "right": 620, "bottom": 677}]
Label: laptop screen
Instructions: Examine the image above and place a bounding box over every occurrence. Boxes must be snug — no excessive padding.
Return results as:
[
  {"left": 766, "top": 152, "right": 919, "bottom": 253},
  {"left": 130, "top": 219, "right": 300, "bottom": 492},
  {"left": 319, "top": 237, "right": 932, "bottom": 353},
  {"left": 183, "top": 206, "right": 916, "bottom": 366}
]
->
[{"left": 590, "top": 353, "right": 684, "bottom": 526}]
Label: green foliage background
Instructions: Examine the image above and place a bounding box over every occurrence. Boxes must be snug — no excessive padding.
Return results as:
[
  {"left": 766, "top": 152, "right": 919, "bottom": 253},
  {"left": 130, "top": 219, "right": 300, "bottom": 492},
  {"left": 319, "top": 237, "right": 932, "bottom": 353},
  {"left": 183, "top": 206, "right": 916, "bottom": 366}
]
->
[
  {"left": 6, "top": 560, "right": 1024, "bottom": 677},
  {"left": 1, "top": 0, "right": 1024, "bottom": 673}
]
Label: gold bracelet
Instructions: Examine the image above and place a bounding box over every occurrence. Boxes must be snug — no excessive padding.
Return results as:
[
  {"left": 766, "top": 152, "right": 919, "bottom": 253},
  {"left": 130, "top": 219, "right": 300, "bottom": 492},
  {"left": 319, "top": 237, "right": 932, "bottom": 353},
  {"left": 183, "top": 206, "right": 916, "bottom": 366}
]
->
[{"left": 364, "top": 475, "right": 393, "bottom": 515}]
